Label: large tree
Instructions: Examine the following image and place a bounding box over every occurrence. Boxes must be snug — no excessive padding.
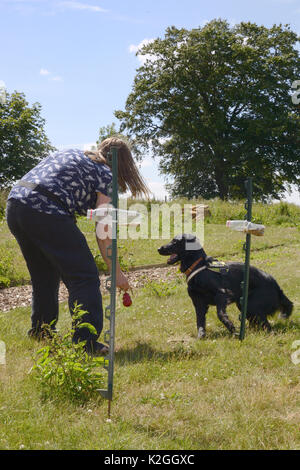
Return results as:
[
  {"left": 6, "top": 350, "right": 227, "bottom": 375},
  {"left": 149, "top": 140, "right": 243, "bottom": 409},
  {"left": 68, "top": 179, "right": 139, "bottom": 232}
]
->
[
  {"left": 0, "top": 91, "right": 55, "bottom": 188},
  {"left": 116, "top": 20, "right": 300, "bottom": 200}
]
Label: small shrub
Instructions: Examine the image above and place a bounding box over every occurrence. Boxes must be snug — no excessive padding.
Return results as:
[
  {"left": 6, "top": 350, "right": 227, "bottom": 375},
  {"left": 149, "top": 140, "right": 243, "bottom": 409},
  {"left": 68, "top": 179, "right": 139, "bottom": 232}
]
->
[
  {"left": 30, "top": 306, "right": 106, "bottom": 403},
  {"left": 0, "top": 275, "right": 10, "bottom": 288}
]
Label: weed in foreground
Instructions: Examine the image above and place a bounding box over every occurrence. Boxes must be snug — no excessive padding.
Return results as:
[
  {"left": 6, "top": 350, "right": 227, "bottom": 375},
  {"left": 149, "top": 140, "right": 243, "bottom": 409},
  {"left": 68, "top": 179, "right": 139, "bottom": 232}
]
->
[{"left": 30, "top": 306, "right": 107, "bottom": 404}]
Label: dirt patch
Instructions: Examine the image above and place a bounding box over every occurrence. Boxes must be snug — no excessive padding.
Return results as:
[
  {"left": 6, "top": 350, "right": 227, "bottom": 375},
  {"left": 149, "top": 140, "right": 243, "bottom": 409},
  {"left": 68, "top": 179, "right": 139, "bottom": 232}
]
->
[{"left": 0, "top": 265, "right": 180, "bottom": 313}]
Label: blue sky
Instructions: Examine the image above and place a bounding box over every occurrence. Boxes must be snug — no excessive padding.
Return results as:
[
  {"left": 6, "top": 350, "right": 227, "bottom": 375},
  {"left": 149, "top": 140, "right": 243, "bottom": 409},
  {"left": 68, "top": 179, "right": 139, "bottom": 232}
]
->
[{"left": 0, "top": 0, "right": 299, "bottom": 202}]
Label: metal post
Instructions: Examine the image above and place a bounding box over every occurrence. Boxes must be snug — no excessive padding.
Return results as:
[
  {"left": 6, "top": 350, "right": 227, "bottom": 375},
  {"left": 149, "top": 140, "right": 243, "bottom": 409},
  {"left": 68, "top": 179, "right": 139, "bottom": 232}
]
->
[
  {"left": 98, "top": 146, "right": 118, "bottom": 416},
  {"left": 239, "top": 178, "right": 253, "bottom": 341}
]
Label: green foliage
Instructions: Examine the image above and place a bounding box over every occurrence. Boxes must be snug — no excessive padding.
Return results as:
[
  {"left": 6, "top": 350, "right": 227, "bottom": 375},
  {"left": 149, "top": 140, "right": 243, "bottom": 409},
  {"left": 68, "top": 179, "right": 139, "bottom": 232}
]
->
[
  {"left": 96, "top": 122, "right": 120, "bottom": 144},
  {"left": 201, "top": 199, "right": 300, "bottom": 227},
  {"left": 93, "top": 252, "right": 108, "bottom": 272},
  {"left": 30, "top": 306, "right": 106, "bottom": 403},
  {"left": 91, "top": 243, "right": 135, "bottom": 273},
  {"left": 143, "top": 279, "right": 180, "bottom": 297},
  {"left": 122, "top": 197, "right": 300, "bottom": 228},
  {"left": 0, "top": 245, "right": 15, "bottom": 287},
  {"left": 116, "top": 20, "right": 300, "bottom": 200},
  {"left": 0, "top": 189, "right": 9, "bottom": 220},
  {"left": 0, "top": 91, "right": 55, "bottom": 188},
  {"left": 0, "top": 199, "right": 299, "bottom": 289},
  {"left": 118, "top": 240, "right": 135, "bottom": 271}
]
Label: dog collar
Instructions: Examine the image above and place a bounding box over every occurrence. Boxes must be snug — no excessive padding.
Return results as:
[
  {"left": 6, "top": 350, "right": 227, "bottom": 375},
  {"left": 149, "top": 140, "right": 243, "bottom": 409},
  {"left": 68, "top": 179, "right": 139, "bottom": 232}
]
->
[
  {"left": 184, "top": 257, "right": 203, "bottom": 277},
  {"left": 186, "top": 265, "right": 207, "bottom": 284}
]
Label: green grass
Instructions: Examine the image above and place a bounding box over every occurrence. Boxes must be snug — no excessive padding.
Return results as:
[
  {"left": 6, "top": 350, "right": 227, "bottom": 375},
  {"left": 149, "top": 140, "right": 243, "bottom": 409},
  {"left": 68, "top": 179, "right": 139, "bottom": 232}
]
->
[
  {"left": 1, "top": 202, "right": 300, "bottom": 285},
  {"left": 200, "top": 198, "right": 300, "bottom": 227},
  {"left": 0, "top": 214, "right": 299, "bottom": 449}
]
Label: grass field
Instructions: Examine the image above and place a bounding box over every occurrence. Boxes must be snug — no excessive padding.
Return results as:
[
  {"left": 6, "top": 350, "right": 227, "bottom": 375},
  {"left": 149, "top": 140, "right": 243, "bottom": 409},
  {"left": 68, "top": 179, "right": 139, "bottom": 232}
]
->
[
  {"left": 1, "top": 205, "right": 300, "bottom": 285},
  {"left": 0, "top": 199, "right": 299, "bottom": 450}
]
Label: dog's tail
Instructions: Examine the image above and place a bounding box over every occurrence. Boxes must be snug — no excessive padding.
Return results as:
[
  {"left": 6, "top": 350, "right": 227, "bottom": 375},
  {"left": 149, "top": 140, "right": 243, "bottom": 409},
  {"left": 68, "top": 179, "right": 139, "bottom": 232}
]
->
[{"left": 278, "top": 288, "right": 293, "bottom": 319}]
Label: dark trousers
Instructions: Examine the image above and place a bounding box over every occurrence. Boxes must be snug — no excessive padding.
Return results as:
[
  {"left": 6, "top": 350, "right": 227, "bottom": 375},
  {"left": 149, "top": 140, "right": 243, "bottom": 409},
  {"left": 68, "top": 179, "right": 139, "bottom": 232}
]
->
[{"left": 6, "top": 199, "right": 103, "bottom": 347}]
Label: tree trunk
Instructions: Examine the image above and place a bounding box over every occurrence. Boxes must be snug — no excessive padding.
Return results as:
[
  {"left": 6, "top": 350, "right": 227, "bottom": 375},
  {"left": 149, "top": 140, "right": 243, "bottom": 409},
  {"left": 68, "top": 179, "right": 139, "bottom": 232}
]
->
[{"left": 214, "top": 166, "right": 228, "bottom": 200}]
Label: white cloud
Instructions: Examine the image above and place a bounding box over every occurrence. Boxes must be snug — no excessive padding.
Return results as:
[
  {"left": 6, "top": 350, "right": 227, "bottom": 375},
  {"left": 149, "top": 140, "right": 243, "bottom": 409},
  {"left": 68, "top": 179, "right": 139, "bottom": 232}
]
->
[
  {"left": 2, "top": 0, "right": 109, "bottom": 15},
  {"left": 40, "top": 68, "right": 63, "bottom": 82},
  {"left": 58, "top": 1, "right": 108, "bottom": 13},
  {"left": 139, "top": 157, "right": 154, "bottom": 169},
  {"left": 1, "top": 0, "right": 46, "bottom": 3},
  {"left": 129, "top": 38, "right": 156, "bottom": 65},
  {"left": 51, "top": 75, "right": 63, "bottom": 82},
  {"left": 40, "top": 68, "right": 50, "bottom": 75},
  {"left": 147, "top": 181, "right": 168, "bottom": 200}
]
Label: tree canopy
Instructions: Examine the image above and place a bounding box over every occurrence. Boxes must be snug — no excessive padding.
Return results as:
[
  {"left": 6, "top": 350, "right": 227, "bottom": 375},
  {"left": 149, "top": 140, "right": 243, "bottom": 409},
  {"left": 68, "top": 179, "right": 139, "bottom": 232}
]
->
[
  {"left": 0, "top": 91, "right": 55, "bottom": 188},
  {"left": 116, "top": 20, "right": 300, "bottom": 200}
]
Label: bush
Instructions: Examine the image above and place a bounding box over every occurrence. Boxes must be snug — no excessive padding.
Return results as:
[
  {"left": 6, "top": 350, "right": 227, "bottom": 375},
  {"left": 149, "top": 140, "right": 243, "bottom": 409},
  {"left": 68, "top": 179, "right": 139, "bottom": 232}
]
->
[
  {"left": 30, "top": 306, "right": 107, "bottom": 403},
  {"left": 0, "top": 245, "right": 15, "bottom": 288}
]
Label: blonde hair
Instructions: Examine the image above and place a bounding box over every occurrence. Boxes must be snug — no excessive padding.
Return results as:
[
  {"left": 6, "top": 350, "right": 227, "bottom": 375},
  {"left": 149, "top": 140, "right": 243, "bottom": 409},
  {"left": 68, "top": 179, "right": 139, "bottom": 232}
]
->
[{"left": 84, "top": 137, "right": 150, "bottom": 198}]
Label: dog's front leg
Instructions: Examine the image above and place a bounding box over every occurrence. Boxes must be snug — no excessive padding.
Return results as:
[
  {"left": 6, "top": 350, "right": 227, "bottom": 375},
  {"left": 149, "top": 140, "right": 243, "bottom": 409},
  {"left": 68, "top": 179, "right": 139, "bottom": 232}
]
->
[
  {"left": 215, "top": 291, "right": 236, "bottom": 335},
  {"left": 189, "top": 292, "right": 208, "bottom": 339}
]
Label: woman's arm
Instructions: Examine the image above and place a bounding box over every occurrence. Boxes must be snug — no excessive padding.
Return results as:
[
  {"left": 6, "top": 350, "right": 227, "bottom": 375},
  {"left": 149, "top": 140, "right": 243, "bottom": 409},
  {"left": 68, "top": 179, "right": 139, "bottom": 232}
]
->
[{"left": 95, "top": 192, "right": 130, "bottom": 291}]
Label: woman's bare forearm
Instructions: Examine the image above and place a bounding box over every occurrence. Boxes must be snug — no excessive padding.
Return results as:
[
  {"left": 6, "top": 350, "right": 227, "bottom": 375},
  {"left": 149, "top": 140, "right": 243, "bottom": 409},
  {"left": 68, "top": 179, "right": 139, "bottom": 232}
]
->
[{"left": 96, "top": 225, "right": 121, "bottom": 274}]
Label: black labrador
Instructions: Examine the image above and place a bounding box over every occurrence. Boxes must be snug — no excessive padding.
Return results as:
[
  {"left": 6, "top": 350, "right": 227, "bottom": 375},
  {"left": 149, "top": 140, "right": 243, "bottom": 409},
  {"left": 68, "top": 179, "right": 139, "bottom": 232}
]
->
[{"left": 158, "top": 234, "right": 293, "bottom": 338}]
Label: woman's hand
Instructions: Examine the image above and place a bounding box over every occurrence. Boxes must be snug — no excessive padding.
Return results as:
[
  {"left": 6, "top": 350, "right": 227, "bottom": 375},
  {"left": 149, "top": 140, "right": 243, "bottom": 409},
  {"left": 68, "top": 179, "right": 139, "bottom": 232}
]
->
[{"left": 116, "top": 270, "right": 130, "bottom": 291}]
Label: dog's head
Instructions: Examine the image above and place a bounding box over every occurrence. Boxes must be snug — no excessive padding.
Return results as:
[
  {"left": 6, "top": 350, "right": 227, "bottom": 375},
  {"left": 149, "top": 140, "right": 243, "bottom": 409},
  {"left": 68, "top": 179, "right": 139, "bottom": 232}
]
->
[{"left": 158, "top": 234, "right": 210, "bottom": 272}]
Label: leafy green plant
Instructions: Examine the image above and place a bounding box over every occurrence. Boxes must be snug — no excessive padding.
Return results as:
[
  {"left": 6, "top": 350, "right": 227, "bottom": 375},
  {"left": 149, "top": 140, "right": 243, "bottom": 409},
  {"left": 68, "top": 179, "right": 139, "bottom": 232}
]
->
[{"left": 30, "top": 306, "right": 106, "bottom": 403}]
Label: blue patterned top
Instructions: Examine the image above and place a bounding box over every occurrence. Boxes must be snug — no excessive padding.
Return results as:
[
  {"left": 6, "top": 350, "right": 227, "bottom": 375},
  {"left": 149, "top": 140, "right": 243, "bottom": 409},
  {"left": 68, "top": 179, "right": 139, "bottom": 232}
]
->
[{"left": 8, "top": 148, "right": 113, "bottom": 217}]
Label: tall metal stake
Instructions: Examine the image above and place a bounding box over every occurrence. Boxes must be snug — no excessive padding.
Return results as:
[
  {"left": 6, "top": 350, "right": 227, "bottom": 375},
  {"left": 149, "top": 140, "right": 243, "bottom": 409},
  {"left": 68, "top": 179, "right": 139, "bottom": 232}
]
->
[
  {"left": 239, "top": 178, "right": 253, "bottom": 341},
  {"left": 98, "top": 146, "right": 118, "bottom": 417}
]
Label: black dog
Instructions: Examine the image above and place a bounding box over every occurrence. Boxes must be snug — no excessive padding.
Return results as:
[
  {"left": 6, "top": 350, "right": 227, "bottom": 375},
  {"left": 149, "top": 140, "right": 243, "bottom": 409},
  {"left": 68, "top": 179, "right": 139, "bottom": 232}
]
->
[{"left": 158, "top": 234, "right": 293, "bottom": 338}]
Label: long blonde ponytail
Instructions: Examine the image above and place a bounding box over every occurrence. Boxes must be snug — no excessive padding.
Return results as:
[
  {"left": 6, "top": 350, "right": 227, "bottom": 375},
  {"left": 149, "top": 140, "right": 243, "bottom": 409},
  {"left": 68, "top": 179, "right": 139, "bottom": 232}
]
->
[{"left": 84, "top": 137, "right": 150, "bottom": 198}]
